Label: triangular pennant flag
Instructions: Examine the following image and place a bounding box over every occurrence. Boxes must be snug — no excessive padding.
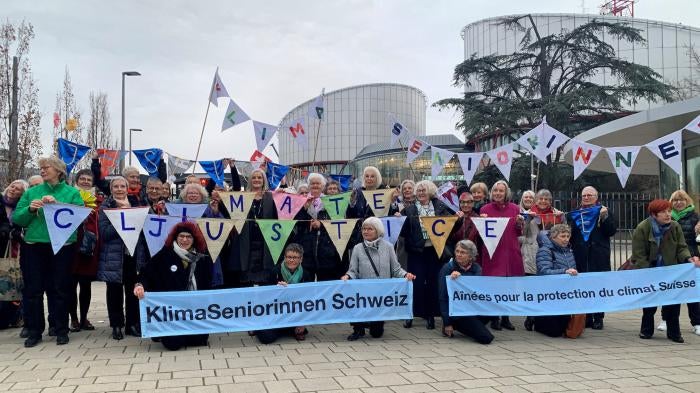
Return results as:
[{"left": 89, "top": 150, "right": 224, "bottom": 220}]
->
[
  {"left": 329, "top": 174, "right": 352, "bottom": 192},
  {"left": 569, "top": 140, "right": 602, "bottom": 180},
  {"left": 230, "top": 218, "right": 247, "bottom": 234},
  {"left": 221, "top": 98, "right": 251, "bottom": 132},
  {"left": 431, "top": 146, "right": 454, "bottom": 179},
  {"left": 472, "top": 217, "right": 510, "bottom": 258},
  {"left": 167, "top": 154, "right": 195, "bottom": 178},
  {"left": 320, "top": 219, "right": 359, "bottom": 257},
  {"left": 321, "top": 191, "right": 351, "bottom": 220},
  {"left": 103, "top": 207, "right": 150, "bottom": 256},
  {"left": 272, "top": 192, "right": 308, "bottom": 219},
  {"left": 388, "top": 113, "right": 410, "bottom": 148},
  {"left": 437, "top": 181, "right": 459, "bottom": 213},
  {"left": 485, "top": 143, "right": 514, "bottom": 181},
  {"left": 683, "top": 113, "right": 700, "bottom": 134},
  {"left": 605, "top": 146, "right": 641, "bottom": 188},
  {"left": 197, "top": 218, "right": 235, "bottom": 261},
  {"left": 218, "top": 192, "right": 256, "bottom": 220},
  {"left": 57, "top": 138, "right": 91, "bottom": 173},
  {"left": 96, "top": 148, "right": 121, "bottom": 178},
  {"left": 362, "top": 189, "right": 394, "bottom": 217},
  {"left": 308, "top": 88, "right": 325, "bottom": 120},
  {"left": 250, "top": 149, "right": 272, "bottom": 168},
  {"left": 257, "top": 219, "right": 297, "bottom": 264},
  {"left": 266, "top": 162, "right": 290, "bottom": 190},
  {"left": 209, "top": 69, "right": 229, "bottom": 107},
  {"left": 419, "top": 216, "right": 458, "bottom": 258},
  {"left": 406, "top": 137, "right": 429, "bottom": 165},
  {"left": 133, "top": 148, "right": 163, "bottom": 177},
  {"left": 568, "top": 206, "right": 602, "bottom": 242},
  {"left": 252, "top": 121, "right": 279, "bottom": 152},
  {"left": 199, "top": 159, "right": 226, "bottom": 187},
  {"left": 165, "top": 203, "right": 208, "bottom": 221},
  {"left": 515, "top": 117, "right": 570, "bottom": 163},
  {"left": 286, "top": 118, "right": 308, "bottom": 150},
  {"left": 645, "top": 130, "right": 682, "bottom": 176},
  {"left": 378, "top": 216, "right": 407, "bottom": 246},
  {"left": 143, "top": 214, "right": 181, "bottom": 256},
  {"left": 457, "top": 153, "right": 483, "bottom": 185},
  {"left": 42, "top": 203, "right": 93, "bottom": 254}
]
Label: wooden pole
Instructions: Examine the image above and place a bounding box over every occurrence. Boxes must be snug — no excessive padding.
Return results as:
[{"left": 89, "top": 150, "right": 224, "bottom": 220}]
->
[{"left": 193, "top": 67, "right": 217, "bottom": 173}]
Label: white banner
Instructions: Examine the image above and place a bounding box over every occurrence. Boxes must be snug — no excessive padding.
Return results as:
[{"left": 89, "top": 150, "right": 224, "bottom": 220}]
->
[
  {"left": 485, "top": 143, "right": 514, "bottom": 181},
  {"left": 457, "top": 153, "right": 483, "bottom": 185},
  {"left": 406, "top": 137, "right": 429, "bottom": 165},
  {"left": 516, "top": 118, "right": 569, "bottom": 163},
  {"left": 221, "top": 98, "right": 251, "bottom": 131},
  {"left": 471, "top": 217, "right": 510, "bottom": 258},
  {"left": 645, "top": 130, "right": 682, "bottom": 176},
  {"left": 252, "top": 121, "right": 279, "bottom": 152},
  {"left": 684, "top": 113, "right": 700, "bottom": 134},
  {"left": 103, "top": 207, "right": 150, "bottom": 256},
  {"left": 388, "top": 113, "right": 409, "bottom": 148},
  {"left": 286, "top": 118, "right": 308, "bottom": 150},
  {"left": 43, "top": 203, "right": 93, "bottom": 254},
  {"left": 605, "top": 146, "right": 641, "bottom": 188},
  {"left": 431, "top": 146, "right": 454, "bottom": 179},
  {"left": 569, "top": 140, "right": 602, "bottom": 181}
]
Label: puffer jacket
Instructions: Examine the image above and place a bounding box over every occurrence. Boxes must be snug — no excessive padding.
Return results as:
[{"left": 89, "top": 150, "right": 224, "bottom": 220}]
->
[
  {"left": 535, "top": 232, "right": 576, "bottom": 276},
  {"left": 674, "top": 211, "right": 700, "bottom": 257}
]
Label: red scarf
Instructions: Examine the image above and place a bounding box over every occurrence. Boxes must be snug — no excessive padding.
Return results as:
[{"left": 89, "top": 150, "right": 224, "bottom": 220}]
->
[{"left": 530, "top": 205, "right": 562, "bottom": 229}]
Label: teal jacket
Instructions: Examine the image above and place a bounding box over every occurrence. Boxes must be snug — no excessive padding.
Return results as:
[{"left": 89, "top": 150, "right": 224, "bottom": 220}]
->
[{"left": 13, "top": 180, "right": 84, "bottom": 244}]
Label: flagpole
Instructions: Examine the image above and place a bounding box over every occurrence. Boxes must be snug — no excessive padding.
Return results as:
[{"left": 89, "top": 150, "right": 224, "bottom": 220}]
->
[
  {"left": 311, "top": 118, "right": 322, "bottom": 170},
  {"left": 193, "top": 67, "right": 217, "bottom": 174},
  {"left": 398, "top": 138, "right": 418, "bottom": 182}
]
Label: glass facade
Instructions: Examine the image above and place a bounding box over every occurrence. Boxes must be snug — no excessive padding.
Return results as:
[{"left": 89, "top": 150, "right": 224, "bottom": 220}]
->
[{"left": 278, "top": 84, "right": 427, "bottom": 167}]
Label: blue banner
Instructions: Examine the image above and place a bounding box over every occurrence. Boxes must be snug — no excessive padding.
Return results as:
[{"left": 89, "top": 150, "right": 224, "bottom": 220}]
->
[
  {"left": 140, "top": 278, "right": 413, "bottom": 337},
  {"left": 199, "top": 159, "right": 226, "bottom": 187},
  {"left": 57, "top": 138, "right": 91, "bottom": 173},
  {"left": 568, "top": 206, "right": 601, "bottom": 242},
  {"left": 266, "top": 162, "right": 289, "bottom": 190},
  {"left": 447, "top": 264, "right": 700, "bottom": 317},
  {"left": 133, "top": 148, "right": 163, "bottom": 177}
]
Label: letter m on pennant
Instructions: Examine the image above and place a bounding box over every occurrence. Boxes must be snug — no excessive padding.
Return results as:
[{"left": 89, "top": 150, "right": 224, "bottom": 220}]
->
[{"left": 290, "top": 123, "right": 305, "bottom": 138}]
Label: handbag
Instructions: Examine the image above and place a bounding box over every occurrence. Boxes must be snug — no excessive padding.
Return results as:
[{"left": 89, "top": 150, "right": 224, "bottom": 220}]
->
[
  {"left": 0, "top": 243, "right": 22, "bottom": 301},
  {"left": 565, "top": 314, "right": 586, "bottom": 338}
]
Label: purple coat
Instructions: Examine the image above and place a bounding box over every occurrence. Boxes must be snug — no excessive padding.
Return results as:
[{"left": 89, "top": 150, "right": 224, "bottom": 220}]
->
[{"left": 479, "top": 201, "right": 524, "bottom": 277}]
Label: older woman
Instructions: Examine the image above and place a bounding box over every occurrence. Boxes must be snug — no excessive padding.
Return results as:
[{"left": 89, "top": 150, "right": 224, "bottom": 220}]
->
[
  {"left": 532, "top": 224, "right": 579, "bottom": 337},
  {"left": 257, "top": 243, "right": 315, "bottom": 344},
  {"left": 390, "top": 180, "right": 416, "bottom": 215},
  {"left": 0, "top": 179, "right": 28, "bottom": 331},
  {"left": 97, "top": 176, "right": 148, "bottom": 340},
  {"left": 402, "top": 180, "right": 454, "bottom": 330},
  {"left": 668, "top": 190, "right": 700, "bottom": 335},
  {"left": 448, "top": 191, "right": 481, "bottom": 260},
  {"left": 438, "top": 240, "right": 494, "bottom": 344},
  {"left": 470, "top": 182, "right": 489, "bottom": 213},
  {"left": 348, "top": 166, "right": 383, "bottom": 219},
  {"left": 518, "top": 190, "right": 538, "bottom": 276},
  {"left": 480, "top": 180, "right": 524, "bottom": 331},
  {"left": 134, "top": 222, "right": 213, "bottom": 350},
  {"left": 342, "top": 217, "right": 415, "bottom": 340},
  {"left": 13, "top": 157, "right": 84, "bottom": 347},
  {"left": 634, "top": 199, "right": 700, "bottom": 343},
  {"left": 325, "top": 180, "right": 341, "bottom": 195}
]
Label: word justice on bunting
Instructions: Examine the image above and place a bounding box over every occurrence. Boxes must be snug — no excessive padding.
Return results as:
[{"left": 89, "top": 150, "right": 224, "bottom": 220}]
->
[
  {"left": 139, "top": 278, "right": 413, "bottom": 337},
  {"left": 447, "top": 264, "right": 700, "bottom": 317}
]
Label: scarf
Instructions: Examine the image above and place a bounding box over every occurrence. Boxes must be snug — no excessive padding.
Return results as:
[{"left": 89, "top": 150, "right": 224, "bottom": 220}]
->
[
  {"left": 363, "top": 238, "right": 381, "bottom": 250},
  {"left": 416, "top": 200, "right": 435, "bottom": 240},
  {"left": 308, "top": 194, "right": 324, "bottom": 219},
  {"left": 649, "top": 217, "right": 672, "bottom": 267},
  {"left": 128, "top": 185, "right": 142, "bottom": 197},
  {"left": 530, "top": 205, "right": 562, "bottom": 229},
  {"left": 172, "top": 241, "right": 199, "bottom": 290},
  {"left": 78, "top": 189, "right": 98, "bottom": 209},
  {"left": 671, "top": 205, "right": 695, "bottom": 221},
  {"left": 280, "top": 263, "right": 304, "bottom": 284}
]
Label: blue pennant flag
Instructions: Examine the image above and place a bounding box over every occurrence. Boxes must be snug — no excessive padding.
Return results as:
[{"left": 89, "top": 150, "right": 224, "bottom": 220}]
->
[
  {"left": 199, "top": 159, "right": 226, "bottom": 187},
  {"left": 133, "top": 148, "right": 163, "bottom": 177},
  {"left": 329, "top": 174, "right": 352, "bottom": 192},
  {"left": 57, "top": 138, "right": 91, "bottom": 174},
  {"left": 266, "top": 162, "right": 289, "bottom": 190},
  {"left": 568, "top": 205, "right": 602, "bottom": 242}
]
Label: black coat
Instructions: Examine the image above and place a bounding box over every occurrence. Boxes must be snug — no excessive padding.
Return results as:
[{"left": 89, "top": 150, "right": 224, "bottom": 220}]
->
[
  {"left": 141, "top": 247, "right": 213, "bottom": 293},
  {"left": 293, "top": 208, "right": 341, "bottom": 273},
  {"left": 675, "top": 212, "right": 700, "bottom": 257},
  {"left": 267, "top": 263, "right": 315, "bottom": 285},
  {"left": 401, "top": 198, "right": 455, "bottom": 254},
  {"left": 567, "top": 208, "right": 617, "bottom": 273}
]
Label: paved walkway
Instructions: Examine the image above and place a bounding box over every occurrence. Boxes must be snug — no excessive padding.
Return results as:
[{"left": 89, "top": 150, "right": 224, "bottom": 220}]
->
[{"left": 1, "top": 282, "right": 699, "bottom": 393}]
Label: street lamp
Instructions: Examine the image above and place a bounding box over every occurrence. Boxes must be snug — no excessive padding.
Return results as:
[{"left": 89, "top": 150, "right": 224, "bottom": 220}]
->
[
  {"left": 120, "top": 70, "right": 141, "bottom": 172},
  {"left": 129, "top": 128, "right": 142, "bottom": 165}
]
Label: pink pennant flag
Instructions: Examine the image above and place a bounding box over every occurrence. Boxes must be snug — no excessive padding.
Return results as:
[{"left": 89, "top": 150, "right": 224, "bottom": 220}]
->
[{"left": 272, "top": 192, "right": 309, "bottom": 219}]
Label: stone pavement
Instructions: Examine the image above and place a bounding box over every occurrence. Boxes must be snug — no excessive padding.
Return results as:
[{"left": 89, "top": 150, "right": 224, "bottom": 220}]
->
[{"left": 1, "top": 282, "right": 699, "bottom": 393}]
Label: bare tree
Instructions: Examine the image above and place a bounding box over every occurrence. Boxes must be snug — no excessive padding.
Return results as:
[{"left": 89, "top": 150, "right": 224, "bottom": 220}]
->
[
  {"left": 87, "top": 91, "right": 114, "bottom": 149},
  {"left": 54, "top": 66, "right": 83, "bottom": 144}
]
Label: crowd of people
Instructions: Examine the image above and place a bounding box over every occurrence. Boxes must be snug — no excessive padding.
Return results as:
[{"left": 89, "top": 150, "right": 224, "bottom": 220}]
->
[{"left": 2, "top": 155, "right": 700, "bottom": 350}]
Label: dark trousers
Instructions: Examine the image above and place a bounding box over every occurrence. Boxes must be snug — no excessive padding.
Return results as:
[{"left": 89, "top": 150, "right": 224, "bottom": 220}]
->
[
  {"left": 408, "top": 247, "right": 440, "bottom": 319},
  {"left": 451, "top": 316, "right": 494, "bottom": 344},
  {"left": 161, "top": 334, "right": 208, "bottom": 351},
  {"left": 688, "top": 302, "right": 700, "bottom": 326},
  {"left": 641, "top": 304, "right": 681, "bottom": 338},
  {"left": 257, "top": 327, "right": 296, "bottom": 344},
  {"left": 534, "top": 315, "right": 571, "bottom": 337},
  {"left": 351, "top": 321, "right": 385, "bottom": 338},
  {"left": 70, "top": 275, "right": 92, "bottom": 323},
  {"left": 105, "top": 255, "right": 139, "bottom": 328},
  {"left": 20, "top": 243, "right": 74, "bottom": 338},
  {"left": 586, "top": 312, "right": 604, "bottom": 325}
]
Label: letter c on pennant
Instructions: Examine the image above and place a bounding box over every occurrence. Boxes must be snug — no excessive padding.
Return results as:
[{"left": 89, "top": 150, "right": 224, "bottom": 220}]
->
[{"left": 54, "top": 208, "right": 74, "bottom": 229}]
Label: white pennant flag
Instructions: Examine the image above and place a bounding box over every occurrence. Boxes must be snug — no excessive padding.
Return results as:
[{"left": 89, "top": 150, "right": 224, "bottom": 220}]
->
[
  {"left": 457, "top": 153, "right": 483, "bottom": 185},
  {"left": 43, "top": 203, "right": 93, "bottom": 254},
  {"left": 645, "top": 130, "right": 683, "bottom": 176},
  {"left": 286, "top": 118, "right": 308, "bottom": 150},
  {"left": 378, "top": 216, "right": 407, "bottom": 246},
  {"left": 165, "top": 203, "right": 208, "bottom": 221},
  {"left": 308, "top": 88, "right": 325, "bottom": 120},
  {"left": 252, "top": 121, "right": 279, "bottom": 152},
  {"left": 167, "top": 154, "right": 195, "bottom": 181},
  {"left": 221, "top": 98, "right": 251, "bottom": 132},
  {"left": 143, "top": 214, "right": 181, "bottom": 256},
  {"left": 472, "top": 217, "right": 510, "bottom": 258},
  {"left": 515, "top": 117, "right": 570, "bottom": 163},
  {"left": 683, "top": 113, "right": 700, "bottom": 134},
  {"left": 485, "top": 143, "right": 514, "bottom": 181},
  {"left": 388, "top": 113, "right": 410, "bottom": 148},
  {"left": 197, "top": 218, "right": 235, "bottom": 261},
  {"left": 605, "top": 146, "right": 641, "bottom": 188},
  {"left": 569, "top": 140, "right": 602, "bottom": 180},
  {"left": 431, "top": 146, "right": 454, "bottom": 179},
  {"left": 437, "top": 181, "right": 459, "bottom": 213},
  {"left": 209, "top": 69, "right": 230, "bottom": 107},
  {"left": 103, "top": 207, "right": 150, "bottom": 256},
  {"left": 406, "top": 137, "right": 429, "bottom": 165}
]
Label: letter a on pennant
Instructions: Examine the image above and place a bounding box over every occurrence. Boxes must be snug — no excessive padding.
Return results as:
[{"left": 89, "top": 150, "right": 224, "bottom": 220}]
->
[
  {"left": 320, "top": 219, "right": 359, "bottom": 257},
  {"left": 256, "top": 219, "right": 297, "bottom": 264},
  {"left": 272, "top": 192, "right": 308, "bottom": 219},
  {"left": 43, "top": 203, "right": 93, "bottom": 254},
  {"left": 471, "top": 217, "right": 510, "bottom": 258},
  {"left": 419, "top": 217, "right": 458, "bottom": 258},
  {"left": 362, "top": 189, "right": 394, "bottom": 217},
  {"left": 103, "top": 207, "right": 150, "bottom": 256},
  {"left": 196, "top": 218, "right": 235, "bottom": 261}
]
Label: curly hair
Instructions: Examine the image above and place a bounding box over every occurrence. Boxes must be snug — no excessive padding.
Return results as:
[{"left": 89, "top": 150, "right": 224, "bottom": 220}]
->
[{"left": 164, "top": 221, "right": 207, "bottom": 253}]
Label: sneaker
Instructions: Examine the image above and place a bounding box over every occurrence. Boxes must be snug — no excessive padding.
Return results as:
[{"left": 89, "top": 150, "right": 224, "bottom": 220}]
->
[
  {"left": 657, "top": 321, "right": 667, "bottom": 331},
  {"left": 693, "top": 325, "right": 700, "bottom": 336}
]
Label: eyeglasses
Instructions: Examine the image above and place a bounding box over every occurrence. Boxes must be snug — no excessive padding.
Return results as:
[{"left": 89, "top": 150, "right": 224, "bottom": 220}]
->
[
  {"left": 581, "top": 194, "right": 596, "bottom": 198},
  {"left": 177, "top": 233, "right": 193, "bottom": 239},
  {"left": 459, "top": 200, "right": 474, "bottom": 204},
  {"left": 285, "top": 255, "right": 301, "bottom": 260}
]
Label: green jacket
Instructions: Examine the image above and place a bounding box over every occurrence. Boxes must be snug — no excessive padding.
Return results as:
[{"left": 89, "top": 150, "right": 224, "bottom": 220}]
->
[
  {"left": 13, "top": 180, "right": 84, "bottom": 244},
  {"left": 631, "top": 218, "right": 691, "bottom": 268}
]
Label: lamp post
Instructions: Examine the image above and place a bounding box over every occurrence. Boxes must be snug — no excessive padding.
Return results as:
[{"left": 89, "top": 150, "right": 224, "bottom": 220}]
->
[
  {"left": 129, "top": 128, "right": 142, "bottom": 165},
  {"left": 120, "top": 70, "right": 141, "bottom": 172}
]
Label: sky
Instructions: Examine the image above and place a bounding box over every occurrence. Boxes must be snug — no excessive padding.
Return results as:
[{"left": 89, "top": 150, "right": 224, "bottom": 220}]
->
[{"left": 5, "top": 0, "right": 700, "bottom": 169}]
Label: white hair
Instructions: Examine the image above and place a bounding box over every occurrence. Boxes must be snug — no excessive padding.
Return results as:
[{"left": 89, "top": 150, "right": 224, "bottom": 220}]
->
[
  {"left": 362, "top": 166, "right": 382, "bottom": 189},
  {"left": 415, "top": 180, "right": 438, "bottom": 198},
  {"left": 362, "top": 217, "right": 385, "bottom": 238},
  {"left": 307, "top": 173, "right": 327, "bottom": 187}
]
